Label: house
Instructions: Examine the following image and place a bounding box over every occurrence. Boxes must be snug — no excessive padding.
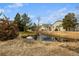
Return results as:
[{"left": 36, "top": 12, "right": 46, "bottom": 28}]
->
[
  {"left": 39, "top": 20, "right": 79, "bottom": 31},
  {"left": 39, "top": 20, "right": 65, "bottom": 31},
  {"left": 75, "top": 19, "right": 79, "bottom": 31},
  {"left": 39, "top": 26, "right": 46, "bottom": 31},
  {"left": 51, "top": 20, "right": 79, "bottom": 31},
  {"left": 51, "top": 20, "right": 65, "bottom": 31},
  {"left": 39, "top": 24, "right": 52, "bottom": 31},
  {"left": 75, "top": 23, "right": 79, "bottom": 31},
  {"left": 0, "top": 20, "right": 3, "bottom": 23}
]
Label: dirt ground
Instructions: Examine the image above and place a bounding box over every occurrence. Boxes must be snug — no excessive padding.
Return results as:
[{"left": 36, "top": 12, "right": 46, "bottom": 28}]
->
[{"left": 0, "top": 36, "right": 79, "bottom": 56}]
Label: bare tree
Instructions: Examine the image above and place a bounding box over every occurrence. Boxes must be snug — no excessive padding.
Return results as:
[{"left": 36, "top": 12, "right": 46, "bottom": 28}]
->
[{"left": 37, "top": 17, "right": 41, "bottom": 34}]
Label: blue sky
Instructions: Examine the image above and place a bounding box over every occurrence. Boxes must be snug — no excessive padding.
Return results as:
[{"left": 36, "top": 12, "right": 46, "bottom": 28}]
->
[{"left": 0, "top": 3, "right": 79, "bottom": 24}]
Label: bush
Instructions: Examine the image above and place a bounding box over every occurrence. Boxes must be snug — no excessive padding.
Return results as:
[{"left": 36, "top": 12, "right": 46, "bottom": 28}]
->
[{"left": 0, "top": 19, "right": 19, "bottom": 41}]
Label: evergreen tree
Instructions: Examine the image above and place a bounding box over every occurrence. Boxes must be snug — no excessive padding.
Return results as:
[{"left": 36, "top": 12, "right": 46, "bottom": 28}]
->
[
  {"left": 62, "top": 13, "right": 77, "bottom": 31},
  {"left": 31, "top": 23, "right": 37, "bottom": 31},
  {"left": 14, "top": 13, "right": 31, "bottom": 31},
  {"left": 14, "top": 13, "right": 21, "bottom": 31},
  {"left": 21, "top": 13, "right": 31, "bottom": 31}
]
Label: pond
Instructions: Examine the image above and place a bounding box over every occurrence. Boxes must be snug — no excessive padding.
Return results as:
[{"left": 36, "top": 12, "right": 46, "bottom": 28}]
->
[
  {"left": 37, "top": 34, "right": 56, "bottom": 41},
  {"left": 32, "top": 33, "right": 65, "bottom": 42},
  {"left": 21, "top": 33, "right": 65, "bottom": 42}
]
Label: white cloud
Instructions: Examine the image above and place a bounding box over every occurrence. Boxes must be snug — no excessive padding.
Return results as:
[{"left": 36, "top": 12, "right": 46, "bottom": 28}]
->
[
  {"left": 47, "top": 7, "right": 79, "bottom": 24},
  {"left": 40, "top": 7, "right": 68, "bottom": 24},
  {"left": 33, "top": 7, "right": 79, "bottom": 24},
  {"left": 0, "top": 9, "right": 5, "bottom": 13},
  {"left": 49, "top": 7, "right": 67, "bottom": 18},
  {"left": 58, "top": 7, "right": 67, "bottom": 12},
  {"left": 28, "top": 14, "right": 35, "bottom": 18},
  {"left": 8, "top": 3, "right": 24, "bottom": 8},
  {"left": 31, "top": 8, "right": 68, "bottom": 24}
]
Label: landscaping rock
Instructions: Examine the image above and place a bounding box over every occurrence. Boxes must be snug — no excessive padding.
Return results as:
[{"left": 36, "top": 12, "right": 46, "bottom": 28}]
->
[{"left": 26, "top": 36, "right": 35, "bottom": 43}]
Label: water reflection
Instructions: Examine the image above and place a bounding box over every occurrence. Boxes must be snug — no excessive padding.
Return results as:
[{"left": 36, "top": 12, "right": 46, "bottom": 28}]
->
[
  {"left": 37, "top": 34, "right": 56, "bottom": 41},
  {"left": 24, "top": 33, "right": 64, "bottom": 42}
]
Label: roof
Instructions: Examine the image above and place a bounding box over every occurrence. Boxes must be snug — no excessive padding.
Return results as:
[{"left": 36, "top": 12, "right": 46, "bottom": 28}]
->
[
  {"left": 41, "top": 24, "right": 52, "bottom": 27},
  {"left": 52, "top": 20, "right": 63, "bottom": 25}
]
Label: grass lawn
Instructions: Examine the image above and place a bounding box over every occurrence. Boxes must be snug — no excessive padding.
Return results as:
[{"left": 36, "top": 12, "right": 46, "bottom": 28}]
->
[
  {"left": 19, "top": 31, "right": 36, "bottom": 35},
  {"left": 19, "top": 31, "right": 37, "bottom": 38}
]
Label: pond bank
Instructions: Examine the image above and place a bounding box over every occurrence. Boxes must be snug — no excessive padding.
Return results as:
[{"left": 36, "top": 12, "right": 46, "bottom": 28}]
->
[{"left": 39, "top": 31, "right": 79, "bottom": 41}]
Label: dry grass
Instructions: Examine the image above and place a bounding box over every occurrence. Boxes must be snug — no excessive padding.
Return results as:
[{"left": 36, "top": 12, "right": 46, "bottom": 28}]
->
[
  {"left": 40, "top": 31, "right": 79, "bottom": 41},
  {"left": 0, "top": 36, "right": 79, "bottom": 56}
]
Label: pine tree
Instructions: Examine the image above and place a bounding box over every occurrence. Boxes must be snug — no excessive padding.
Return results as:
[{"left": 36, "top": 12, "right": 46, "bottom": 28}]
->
[
  {"left": 14, "top": 13, "right": 21, "bottom": 31},
  {"left": 62, "top": 13, "right": 77, "bottom": 31},
  {"left": 21, "top": 13, "right": 31, "bottom": 31}
]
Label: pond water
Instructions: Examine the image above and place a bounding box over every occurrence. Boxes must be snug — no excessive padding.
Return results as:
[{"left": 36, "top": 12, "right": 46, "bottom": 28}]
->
[
  {"left": 23, "top": 33, "right": 65, "bottom": 42},
  {"left": 36, "top": 32, "right": 69, "bottom": 42},
  {"left": 37, "top": 34, "right": 57, "bottom": 41}
]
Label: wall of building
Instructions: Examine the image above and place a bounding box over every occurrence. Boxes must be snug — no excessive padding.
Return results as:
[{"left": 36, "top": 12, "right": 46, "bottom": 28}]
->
[{"left": 51, "top": 20, "right": 65, "bottom": 31}]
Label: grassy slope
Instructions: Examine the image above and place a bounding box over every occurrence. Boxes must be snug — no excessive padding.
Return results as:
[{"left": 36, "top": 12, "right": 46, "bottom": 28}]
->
[
  {"left": 0, "top": 37, "right": 79, "bottom": 55},
  {"left": 0, "top": 31, "right": 79, "bottom": 56}
]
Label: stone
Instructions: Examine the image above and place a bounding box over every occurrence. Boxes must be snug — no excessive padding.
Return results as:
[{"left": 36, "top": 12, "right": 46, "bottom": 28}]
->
[{"left": 26, "top": 36, "right": 34, "bottom": 43}]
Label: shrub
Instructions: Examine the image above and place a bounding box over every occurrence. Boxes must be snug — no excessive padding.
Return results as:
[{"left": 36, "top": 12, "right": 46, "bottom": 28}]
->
[{"left": 0, "top": 19, "right": 19, "bottom": 41}]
